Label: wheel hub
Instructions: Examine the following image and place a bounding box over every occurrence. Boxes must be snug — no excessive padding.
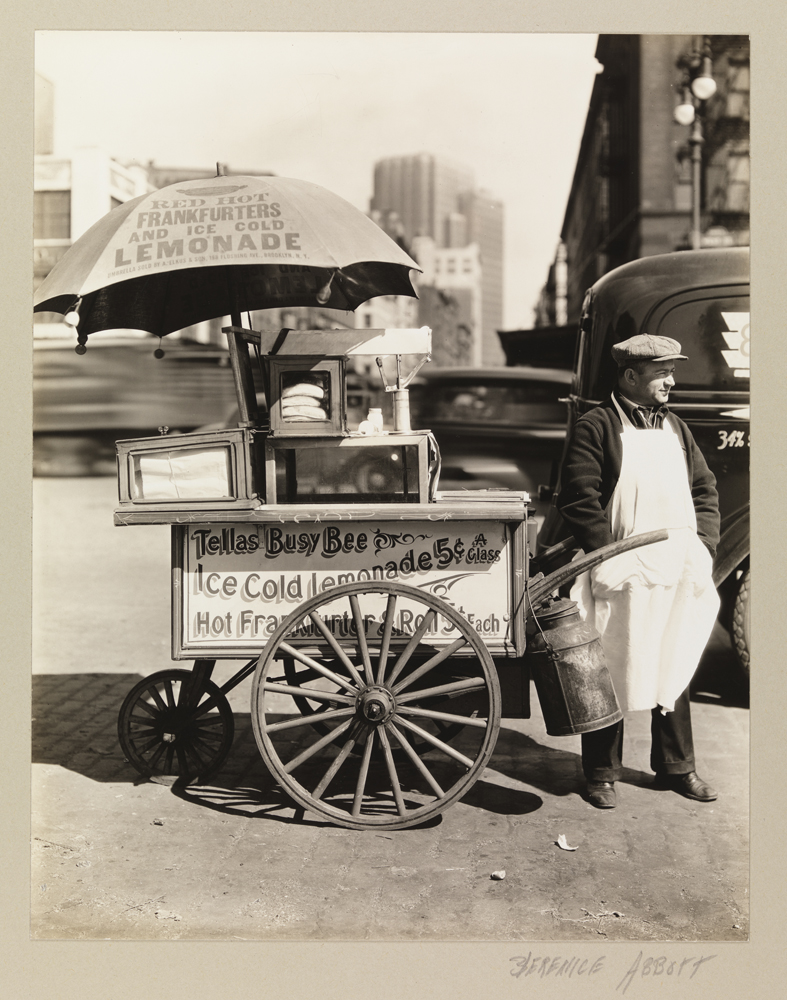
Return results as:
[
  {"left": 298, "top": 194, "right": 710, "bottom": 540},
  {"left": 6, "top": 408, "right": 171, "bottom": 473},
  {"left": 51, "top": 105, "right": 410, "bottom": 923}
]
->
[{"left": 358, "top": 685, "right": 395, "bottom": 724}]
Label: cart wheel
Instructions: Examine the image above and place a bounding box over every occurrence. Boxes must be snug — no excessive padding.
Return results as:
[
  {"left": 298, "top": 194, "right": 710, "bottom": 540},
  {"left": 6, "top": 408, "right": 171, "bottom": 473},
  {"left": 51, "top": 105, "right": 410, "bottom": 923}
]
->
[
  {"left": 251, "top": 581, "right": 501, "bottom": 830},
  {"left": 118, "top": 669, "right": 234, "bottom": 782}
]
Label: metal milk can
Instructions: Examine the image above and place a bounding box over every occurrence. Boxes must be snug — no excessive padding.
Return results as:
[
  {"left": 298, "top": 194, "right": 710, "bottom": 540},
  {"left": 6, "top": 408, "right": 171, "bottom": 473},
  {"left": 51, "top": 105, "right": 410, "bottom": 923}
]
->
[{"left": 528, "top": 596, "right": 623, "bottom": 737}]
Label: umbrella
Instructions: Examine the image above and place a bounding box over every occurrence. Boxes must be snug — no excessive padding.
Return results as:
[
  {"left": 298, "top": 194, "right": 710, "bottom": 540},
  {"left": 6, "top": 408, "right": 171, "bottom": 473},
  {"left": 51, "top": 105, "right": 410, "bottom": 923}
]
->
[{"left": 34, "top": 175, "right": 420, "bottom": 344}]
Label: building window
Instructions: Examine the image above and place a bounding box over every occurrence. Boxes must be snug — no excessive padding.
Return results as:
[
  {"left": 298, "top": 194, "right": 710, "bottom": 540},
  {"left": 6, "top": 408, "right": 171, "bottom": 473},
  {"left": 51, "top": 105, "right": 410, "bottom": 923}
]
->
[
  {"left": 725, "top": 152, "right": 750, "bottom": 212},
  {"left": 447, "top": 258, "right": 456, "bottom": 273},
  {"left": 463, "top": 260, "right": 473, "bottom": 273},
  {"left": 34, "top": 190, "right": 70, "bottom": 239},
  {"left": 725, "top": 63, "right": 750, "bottom": 119}
]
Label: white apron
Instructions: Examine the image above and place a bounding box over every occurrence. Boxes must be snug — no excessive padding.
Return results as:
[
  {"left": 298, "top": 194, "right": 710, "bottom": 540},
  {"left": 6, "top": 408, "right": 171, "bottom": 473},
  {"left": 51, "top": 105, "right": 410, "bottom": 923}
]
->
[{"left": 570, "top": 397, "right": 719, "bottom": 712}]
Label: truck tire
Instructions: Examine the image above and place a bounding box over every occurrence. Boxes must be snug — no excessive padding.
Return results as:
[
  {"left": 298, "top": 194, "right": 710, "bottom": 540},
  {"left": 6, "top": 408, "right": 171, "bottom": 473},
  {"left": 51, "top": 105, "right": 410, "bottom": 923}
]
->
[{"left": 731, "top": 567, "right": 750, "bottom": 676}]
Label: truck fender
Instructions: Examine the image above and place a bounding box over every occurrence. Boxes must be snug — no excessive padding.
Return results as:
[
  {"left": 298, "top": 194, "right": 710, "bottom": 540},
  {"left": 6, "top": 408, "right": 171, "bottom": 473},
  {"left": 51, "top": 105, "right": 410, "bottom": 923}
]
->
[{"left": 712, "top": 504, "right": 749, "bottom": 588}]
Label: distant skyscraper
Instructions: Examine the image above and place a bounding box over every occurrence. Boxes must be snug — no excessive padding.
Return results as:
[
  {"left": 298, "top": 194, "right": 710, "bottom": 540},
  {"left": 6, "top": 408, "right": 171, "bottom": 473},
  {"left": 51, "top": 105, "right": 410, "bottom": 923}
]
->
[
  {"left": 371, "top": 153, "right": 504, "bottom": 365},
  {"left": 371, "top": 153, "right": 475, "bottom": 248},
  {"left": 458, "top": 189, "right": 504, "bottom": 365}
]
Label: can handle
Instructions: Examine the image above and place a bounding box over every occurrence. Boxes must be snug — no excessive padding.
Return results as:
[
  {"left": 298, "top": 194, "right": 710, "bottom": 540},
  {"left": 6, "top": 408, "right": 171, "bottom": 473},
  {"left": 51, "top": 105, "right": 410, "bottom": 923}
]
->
[{"left": 526, "top": 529, "right": 669, "bottom": 614}]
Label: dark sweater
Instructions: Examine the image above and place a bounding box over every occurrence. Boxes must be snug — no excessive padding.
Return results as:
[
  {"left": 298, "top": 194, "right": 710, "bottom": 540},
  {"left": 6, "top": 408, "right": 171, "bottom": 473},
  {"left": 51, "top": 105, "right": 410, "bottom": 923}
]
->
[{"left": 556, "top": 396, "right": 721, "bottom": 557}]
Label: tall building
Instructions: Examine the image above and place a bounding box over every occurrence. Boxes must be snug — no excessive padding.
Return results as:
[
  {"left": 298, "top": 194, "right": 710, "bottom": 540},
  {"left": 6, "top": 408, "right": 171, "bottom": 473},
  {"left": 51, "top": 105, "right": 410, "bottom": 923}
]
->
[
  {"left": 371, "top": 153, "right": 505, "bottom": 366},
  {"left": 411, "top": 236, "right": 482, "bottom": 366},
  {"left": 371, "top": 154, "right": 475, "bottom": 249},
  {"left": 458, "top": 189, "right": 505, "bottom": 364},
  {"left": 537, "top": 34, "right": 749, "bottom": 324}
]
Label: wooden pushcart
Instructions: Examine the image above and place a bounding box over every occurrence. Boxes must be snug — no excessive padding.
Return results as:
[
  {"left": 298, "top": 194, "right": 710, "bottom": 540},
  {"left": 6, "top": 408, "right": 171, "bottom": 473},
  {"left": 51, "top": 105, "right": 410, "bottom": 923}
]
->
[{"left": 112, "top": 324, "right": 658, "bottom": 829}]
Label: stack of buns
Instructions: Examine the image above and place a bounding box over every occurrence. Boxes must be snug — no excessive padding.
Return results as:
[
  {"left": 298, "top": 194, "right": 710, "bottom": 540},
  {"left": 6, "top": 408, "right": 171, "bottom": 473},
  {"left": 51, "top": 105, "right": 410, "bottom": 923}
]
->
[{"left": 281, "top": 381, "right": 328, "bottom": 422}]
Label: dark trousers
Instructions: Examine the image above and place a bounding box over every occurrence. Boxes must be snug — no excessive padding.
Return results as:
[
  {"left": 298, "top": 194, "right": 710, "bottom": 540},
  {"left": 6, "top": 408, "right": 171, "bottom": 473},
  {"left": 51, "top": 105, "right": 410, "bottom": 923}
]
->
[{"left": 581, "top": 686, "right": 695, "bottom": 783}]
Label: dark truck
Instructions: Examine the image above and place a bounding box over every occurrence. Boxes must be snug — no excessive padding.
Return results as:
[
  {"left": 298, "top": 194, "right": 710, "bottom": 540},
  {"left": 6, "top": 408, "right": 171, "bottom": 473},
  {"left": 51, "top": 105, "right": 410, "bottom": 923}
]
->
[{"left": 538, "top": 247, "right": 750, "bottom": 672}]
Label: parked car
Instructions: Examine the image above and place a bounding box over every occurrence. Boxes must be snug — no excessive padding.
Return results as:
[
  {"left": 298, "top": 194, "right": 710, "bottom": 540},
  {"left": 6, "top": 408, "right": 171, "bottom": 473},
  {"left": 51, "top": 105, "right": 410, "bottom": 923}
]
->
[
  {"left": 538, "top": 247, "right": 750, "bottom": 673},
  {"left": 409, "top": 366, "right": 572, "bottom": 519}
]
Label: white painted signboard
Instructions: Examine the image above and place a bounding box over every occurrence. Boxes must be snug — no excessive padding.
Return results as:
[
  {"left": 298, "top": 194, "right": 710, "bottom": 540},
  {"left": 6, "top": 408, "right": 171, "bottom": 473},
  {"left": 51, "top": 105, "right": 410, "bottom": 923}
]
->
[{"left": 175, "top": 519, "right": 521, "bottom": 658}]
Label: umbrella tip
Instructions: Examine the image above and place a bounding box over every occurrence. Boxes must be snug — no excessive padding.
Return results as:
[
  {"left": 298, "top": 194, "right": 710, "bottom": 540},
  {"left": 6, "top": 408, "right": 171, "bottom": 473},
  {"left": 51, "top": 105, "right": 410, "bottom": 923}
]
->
[{"left": 316, "top": 270, "right": 336, "bottom": 305}]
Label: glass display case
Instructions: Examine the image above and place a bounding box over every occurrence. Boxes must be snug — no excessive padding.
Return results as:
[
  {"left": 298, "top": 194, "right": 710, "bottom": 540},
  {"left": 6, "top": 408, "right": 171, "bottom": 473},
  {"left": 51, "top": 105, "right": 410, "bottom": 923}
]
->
[
  {"left": 116, "top": 428, "right": 264, "bottom": 511},
  {"left": 263, "top": 432, "right": 434, "bottom": 504}
]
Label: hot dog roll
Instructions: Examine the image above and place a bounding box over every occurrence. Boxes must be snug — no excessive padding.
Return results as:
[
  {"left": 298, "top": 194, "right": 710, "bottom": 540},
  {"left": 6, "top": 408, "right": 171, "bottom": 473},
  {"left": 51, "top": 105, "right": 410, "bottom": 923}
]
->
[
  {"left": 281, "top": 404, "right": 328, "bottom": 420},
  {"left": 282, "top": 382, "right": 325, "bottom": 400},
  {"left": 279, "top": 394, "right": 324, "bottom": 408}
]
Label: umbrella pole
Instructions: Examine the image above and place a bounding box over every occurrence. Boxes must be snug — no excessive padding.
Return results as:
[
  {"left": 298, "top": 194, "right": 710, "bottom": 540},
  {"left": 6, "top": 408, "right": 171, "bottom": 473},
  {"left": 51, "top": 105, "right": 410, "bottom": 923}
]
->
[{"left": 226, "top": 304, "right": 259, "bottom": 427}]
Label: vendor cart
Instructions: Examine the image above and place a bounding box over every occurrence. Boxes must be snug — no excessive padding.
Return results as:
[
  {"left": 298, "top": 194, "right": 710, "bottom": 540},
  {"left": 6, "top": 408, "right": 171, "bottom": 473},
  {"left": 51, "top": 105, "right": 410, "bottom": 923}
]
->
[
  {"left": 111, "top": 323, "right": 663, "bottom": 830},
  {"left": 34, "top": 174, "right": 663, "bottom": 830}
]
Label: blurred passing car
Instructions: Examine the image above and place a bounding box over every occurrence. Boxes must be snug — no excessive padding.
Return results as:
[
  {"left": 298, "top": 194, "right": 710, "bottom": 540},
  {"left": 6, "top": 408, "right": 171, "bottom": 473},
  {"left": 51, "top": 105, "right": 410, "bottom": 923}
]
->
[{"left": 409, "top": 366, "right": 572, "bottom": 515}]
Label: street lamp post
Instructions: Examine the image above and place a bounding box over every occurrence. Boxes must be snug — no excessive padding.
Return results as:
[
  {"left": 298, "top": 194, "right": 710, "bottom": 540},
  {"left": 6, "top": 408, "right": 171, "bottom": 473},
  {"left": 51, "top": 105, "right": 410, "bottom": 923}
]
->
[
  {"left": 688, "top": 116, "right": 704, "bottom": 251},
  {"left": 674, "top": 36, "right": 717, "bottom": 251}
]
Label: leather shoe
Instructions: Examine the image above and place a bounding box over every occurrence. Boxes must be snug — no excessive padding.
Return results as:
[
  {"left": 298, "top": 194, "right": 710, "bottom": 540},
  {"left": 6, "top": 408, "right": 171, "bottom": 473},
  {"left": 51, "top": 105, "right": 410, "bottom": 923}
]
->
[
  {"left": 654, "top": 771, "right": 717, "bottom": 802},
  {"left": 587, "top": 781, "right": 616, "bottom": 809}
]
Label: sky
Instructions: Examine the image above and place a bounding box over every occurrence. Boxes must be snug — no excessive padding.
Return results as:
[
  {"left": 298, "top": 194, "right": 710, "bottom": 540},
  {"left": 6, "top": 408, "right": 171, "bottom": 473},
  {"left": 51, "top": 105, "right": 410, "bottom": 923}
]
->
[{"left": 35, "top": 31, "right": 601, "bottom": 330}]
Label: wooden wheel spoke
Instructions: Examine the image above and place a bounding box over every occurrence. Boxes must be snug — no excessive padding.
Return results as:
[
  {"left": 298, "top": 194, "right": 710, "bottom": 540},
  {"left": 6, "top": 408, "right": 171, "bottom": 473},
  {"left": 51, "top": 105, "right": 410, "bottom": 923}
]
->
[
  {"left": 148, "top": 686, "right": 168, "bottom": 712},
  {"left": 396, "top": 676, "right": 486, "bottom": 704},
  {"left": 391, "top": 637, "right": 469, "bottom": 695},
  {"left": 190, "top": 732, "right": 223, "bottom": 755},
  {"left": 145, "top": 741, "right": 168, "bottom": 770},
  {"left": 128, "top": 715, "right": 157, "bottom": 730},
  {"left": 265, "top": 706, "right": 355, "bottom": 734},
  {"left": 385, "top": 610, "right": 437, "bottom": 687},
  {"left": 396, "top": 705, "right": 488, "bottom": 729},
  {"left": 136, "top": 733, "right": 167, "bottom": 755},
  {"left": 132, "top": 700, "right": 159, "bottom": 719},
  {"left": 175, "top": 745, "right": 189, "bottom": 775},
  {"left": 262, "top": 681, "right": 355, "bottom": 704},
  {"left": 312, "top": 735, "right": 359, "bottom": 800},
  {"left": 182, "top": 739, "right": 207, "bottom": 770},
  {"left": 308, "top": 611, "right": 366, "bottom": 688},
  {"left": 187, "top": 694, "right": 223, "bottom": 719},
  {"left": 164, "top": 745, "right": 176, "bottom": 774},
  {"left": 190, "top": 735, "right": 225, "bottom": 754},
  {"left": 283, "top": 718, "right": 355, "bottom": 773},
  {"left": 278, "top": 641, "right": 358, "bottom": 694},
  {"left": 393, "top": 715, "right": 475, "bottom": 769},
  {"left": 348, "top": 594, "right": 373, "bottom": 680},
  {"left": 163, "top": 679, "right": 178, "bottom": 710},
  {"left": 377, "top": 726, "right": 407, "bottom": 817},
  {"left": 352, "top": 730, "right": 376, "bottom": 816},
  {"left": 387, "top": 723, "right": 446, "bottom": 797},
  {"left": 191, "top": 714, "right": 229, "bottom": 729},
  {"left": 376, "top": 594, "right": 397, "bottom": 683}
]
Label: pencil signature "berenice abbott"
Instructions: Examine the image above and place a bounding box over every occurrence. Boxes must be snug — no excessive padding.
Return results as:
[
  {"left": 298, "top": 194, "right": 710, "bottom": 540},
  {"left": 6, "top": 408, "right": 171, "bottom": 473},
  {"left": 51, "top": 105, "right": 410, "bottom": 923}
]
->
[{"left": 508, "top": 952, "right": 716, "bottom": 992}]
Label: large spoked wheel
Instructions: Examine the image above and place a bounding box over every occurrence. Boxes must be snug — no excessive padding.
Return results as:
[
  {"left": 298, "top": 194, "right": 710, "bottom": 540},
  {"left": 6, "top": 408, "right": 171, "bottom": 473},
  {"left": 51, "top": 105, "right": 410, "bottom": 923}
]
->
[
  {"left": 251, "top": 581, "right": 501, "bottom": 830},
  {"left": 118, "top": 669, "right": 234, "bottom": 782}
]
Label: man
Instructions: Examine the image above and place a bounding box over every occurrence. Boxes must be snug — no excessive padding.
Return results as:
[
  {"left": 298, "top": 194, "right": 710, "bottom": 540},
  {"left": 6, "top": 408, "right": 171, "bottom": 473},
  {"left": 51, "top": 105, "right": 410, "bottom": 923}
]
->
[{"left": 556, "top": 334, "right": 720, "bottom": 809}]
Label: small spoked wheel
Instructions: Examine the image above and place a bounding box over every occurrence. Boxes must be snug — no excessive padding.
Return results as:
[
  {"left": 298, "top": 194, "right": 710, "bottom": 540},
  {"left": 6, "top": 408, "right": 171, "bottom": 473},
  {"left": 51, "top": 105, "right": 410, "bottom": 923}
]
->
[
  {"left": 251, "top": 582, "right": 501, "bottom": 830},
  {"left": 118, "top": 669, "right": 234, "bottom": 782}
]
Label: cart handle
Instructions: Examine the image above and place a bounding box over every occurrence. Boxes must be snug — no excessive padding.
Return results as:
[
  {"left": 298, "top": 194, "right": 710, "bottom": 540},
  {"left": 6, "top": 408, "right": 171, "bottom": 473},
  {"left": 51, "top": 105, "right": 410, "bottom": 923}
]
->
[{"left": 526, "top": 529, "right": 669, "bottom": 612}]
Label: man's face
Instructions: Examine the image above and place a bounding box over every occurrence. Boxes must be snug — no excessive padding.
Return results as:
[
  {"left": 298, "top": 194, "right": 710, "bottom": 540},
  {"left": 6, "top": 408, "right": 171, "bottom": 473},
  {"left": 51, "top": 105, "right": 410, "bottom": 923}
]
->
[{"left": 625, "top": 360, "right": 676, "bottom": 407}]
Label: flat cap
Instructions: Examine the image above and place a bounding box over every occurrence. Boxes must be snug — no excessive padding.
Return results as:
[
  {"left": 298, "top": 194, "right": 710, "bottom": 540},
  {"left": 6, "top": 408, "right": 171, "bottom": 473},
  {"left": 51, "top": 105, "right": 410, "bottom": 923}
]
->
[{"left": 611, "top": 334, "right": 688, "bottom": 364}]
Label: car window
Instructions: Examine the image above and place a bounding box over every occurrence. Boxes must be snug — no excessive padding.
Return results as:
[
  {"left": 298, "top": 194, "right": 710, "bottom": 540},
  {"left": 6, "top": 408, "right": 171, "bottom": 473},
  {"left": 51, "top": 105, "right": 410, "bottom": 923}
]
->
[
  {"left": 654, "top": 293, "right": 750, "bottom": 391},
  {"left": 412, "top": 380, "right": 564, "bottom": 425}
]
